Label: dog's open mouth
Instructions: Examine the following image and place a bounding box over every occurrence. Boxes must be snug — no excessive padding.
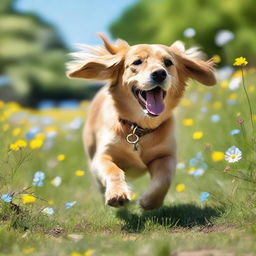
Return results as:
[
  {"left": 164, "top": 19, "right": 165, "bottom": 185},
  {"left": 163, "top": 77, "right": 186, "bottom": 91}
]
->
[{"left": 132, "top": 86, "right": 166, "bottom": 117}]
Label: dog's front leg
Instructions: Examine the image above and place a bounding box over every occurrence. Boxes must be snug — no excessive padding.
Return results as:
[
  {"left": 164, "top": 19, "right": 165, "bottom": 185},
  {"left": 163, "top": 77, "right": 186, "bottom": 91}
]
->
[
  {"left": 140, "top": 155, "right": 176, "bottom": 210},
  {"left": 91, "top": 154, "right": 131, "bottom": 207}
]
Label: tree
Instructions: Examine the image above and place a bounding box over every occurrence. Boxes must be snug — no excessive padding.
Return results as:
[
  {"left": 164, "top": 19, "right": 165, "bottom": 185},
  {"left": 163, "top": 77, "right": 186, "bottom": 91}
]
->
[
  {"left": 0, "top": 0, "right": 91, "bottom": 105},
  {"left": 110, "top": 0, "right": 256, "bottom": 65}
]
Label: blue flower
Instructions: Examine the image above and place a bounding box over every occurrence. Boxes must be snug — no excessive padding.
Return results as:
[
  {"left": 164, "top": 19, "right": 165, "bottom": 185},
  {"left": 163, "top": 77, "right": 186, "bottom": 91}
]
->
[
  {"left": 191, "top": 168, "right": 205, "bottom": 177},
  {"left": 189, "top": 157, "right": 197, "bottom": 167},
  {"left": 227, "top": 100, "right": 237, "bottom": 106},
  {"left": 69, "top": 118, "right": 83, "bottom": 130},
  {"left": 65, "top": 201, "right": 77, "bottom": 209},
  {"left": 188, "top": 152, "right": 207, "bottom": 177},
  {"left": 33, "top": 171, "right": 45, "bottom": 187},
  {"left": 204, "top": 93, "right": 213, "bottom": 102},
  {"left": 25, "top": 127, "right": 41, "bottom": 140},
  {"left": 195, "top": 152, "right": 204, "bottom": 161},
  {"left": 42, "top": 207, "right": 54, "bottom": 215},
  {"left": 230, "top": 129, "right": 240, "bottom": 136},
  {"left": 189, "top": 152, "right": 204, "bottom": 167},
  {"left": 211, "top": 114, "right": 220, "bottom": 123},
  {"left": 199, "top": 192, "right": 210, "bottom": 202},
  {"left": 1, "top": 194, "right": 12, "bottom": 203},
  {"left": 201, "top": 107, "right": 208, "bottom": 113}
]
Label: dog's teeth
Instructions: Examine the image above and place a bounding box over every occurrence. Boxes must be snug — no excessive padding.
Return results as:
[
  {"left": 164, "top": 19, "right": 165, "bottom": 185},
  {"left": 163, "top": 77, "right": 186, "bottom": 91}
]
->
[{"left": 143, "top": 109, "right": 149, "bottom": 115}]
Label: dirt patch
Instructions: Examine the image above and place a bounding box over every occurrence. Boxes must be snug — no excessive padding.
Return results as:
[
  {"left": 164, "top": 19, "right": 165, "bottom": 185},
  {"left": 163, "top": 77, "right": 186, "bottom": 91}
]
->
[
  {"left": 191, "top": 223, "right": 238, "bottom": 233},
  {"left": 122, "top": 234, "right": 138, "bottom": 241},
  {"left": 171, "top": 224, "right": 238, "bottom": 234},
  {"left": 47, "top": 227, "right": 65, "bottom": 237}
]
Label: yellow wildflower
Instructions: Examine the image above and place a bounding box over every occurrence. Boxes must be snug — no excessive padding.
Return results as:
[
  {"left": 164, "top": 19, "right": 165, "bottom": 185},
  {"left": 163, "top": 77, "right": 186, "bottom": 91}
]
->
[
  {"left": 187, "top": 167, "right": 196, "bottom": 174},
  {"left": 9, "top": 139, "right": 27, "bottom": 151},
  {"left": 75, "top": 170, "right": 85, "bottom": 176},
  {"left": 192, "top": 131, "right": 203, "bottom": 140},
  {"left": 182, "top": 119, "right": 194, "bottom": 126},
  {"left": 48, "top": 200, "right": 54, "bottom": 205},
  {"left": 35, "top": 133, "right": 45, "bottom": 141},
  {"left": 80, "top": 100, "right": 89, "bottom": 108},
  {"left": 176, "top": 184, "right": 185, "bottom": 192},
  {"left": 252, "top": 115, "right": 256, "bottom": 122},
  {"left": 2, "top": 110, "right": 11, "bottom": 120},
  {"left": 9, "top": 143, "right": 19, "bottom": 151},
  {"left": 12, "top": 127, "right": 21, "bottom": 136},
  {"left": 181, "top": 98, "right": 191, "bottom": 106},
  {"left": 7, "top": 102, "right": 20, "bottom": 110},
  {"left": 220, "top": 81, "right": 228, "bottom": 88},
  {"left": 233, "top": 57, "right": 248, "bottom": 66},
  {"left": 0, "top": 100, "right": 4, "bottom": 108},
  {"left": 16, "top": 139, "right": 27, "bottom": 147},
  {"left": 84, "top": 250, "right": 94, "bottom": 256},
  {"left": 211, "top": 152, "right": 224, "bottom": 162},
  {"left": 228, "top": 93, "right": 238, "bottom": 100},
  {"left": 45, "top": 126, "right": 57, "bottom": 133},
  {"left": 212, "top": 55, "right": 221, "bottom": 64},
  {"left": 213, "top": 101, "right": 222, "bottom": 110},
  {"left": 22, "top": 194, "right": 37, "bottom": 204},
  {"left": 57, "top": 154, "right": 65, "bottom": 161},
  {"left": 22, "top": 248, "right": 35, "bottom": 254},
  {"left": 232, "top": 70, "right": 243, "bottom": 78},
  {"left": 70, "top": 253, "right": 82, "bottom": 256},
  {"left": 30, "top": 138, "right": 43, "bottom": 149},
  {"left": 131, "top": 192, "right": 137, "bottom": 200}
]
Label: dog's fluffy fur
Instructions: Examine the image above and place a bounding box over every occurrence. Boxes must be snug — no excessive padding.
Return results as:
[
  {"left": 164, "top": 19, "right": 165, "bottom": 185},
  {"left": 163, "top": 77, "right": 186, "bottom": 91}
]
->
[{"left": 67, "top": 34, "right": 216, "bottom": 210}]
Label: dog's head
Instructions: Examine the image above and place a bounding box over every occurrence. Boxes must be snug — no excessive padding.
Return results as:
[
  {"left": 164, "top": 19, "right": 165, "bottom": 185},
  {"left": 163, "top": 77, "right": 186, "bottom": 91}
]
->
[{"left": 67, "top": 34, "right": 216, "bottom": 118}]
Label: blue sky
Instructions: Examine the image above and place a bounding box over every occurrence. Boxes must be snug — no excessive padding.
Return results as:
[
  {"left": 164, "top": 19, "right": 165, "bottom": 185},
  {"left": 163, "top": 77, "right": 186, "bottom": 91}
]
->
[{"left": 15, "top": 0, "right": 138, "bottom": 49}]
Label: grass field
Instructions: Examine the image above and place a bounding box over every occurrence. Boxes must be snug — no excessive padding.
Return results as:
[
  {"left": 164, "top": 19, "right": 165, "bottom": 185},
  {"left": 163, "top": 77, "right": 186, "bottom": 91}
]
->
[{"left": 0, "top": 67, "right": 256, "bottom": 256}]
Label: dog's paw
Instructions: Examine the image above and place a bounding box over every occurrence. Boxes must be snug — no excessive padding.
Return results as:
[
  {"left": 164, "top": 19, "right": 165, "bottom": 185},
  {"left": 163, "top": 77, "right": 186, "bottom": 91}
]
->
[
  {"left": 105, "top": 187, "right": 131, "bottom": 207},
  {"left": 139, "top": 196, "right": 163, "bottom": 210}
]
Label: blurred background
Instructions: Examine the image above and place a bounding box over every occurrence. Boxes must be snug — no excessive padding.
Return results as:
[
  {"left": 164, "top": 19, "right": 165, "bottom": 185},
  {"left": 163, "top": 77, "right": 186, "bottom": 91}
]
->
[{"left": 0, "top": 0, "right": 255, "bottom": 108}]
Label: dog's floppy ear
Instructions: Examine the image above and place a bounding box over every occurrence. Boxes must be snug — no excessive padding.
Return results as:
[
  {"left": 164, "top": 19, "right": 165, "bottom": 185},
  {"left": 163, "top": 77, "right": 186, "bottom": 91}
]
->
[
  {"left": 67, "top": 33, "right": 129, "bottom": 81},
  {"left": 170, "top": 41, "right": 216, "bottom": 86}
]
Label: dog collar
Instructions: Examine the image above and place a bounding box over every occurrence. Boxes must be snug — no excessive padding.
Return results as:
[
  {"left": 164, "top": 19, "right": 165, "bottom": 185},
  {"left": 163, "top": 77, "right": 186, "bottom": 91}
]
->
[{"left": 119, "top": 118, "right": 158, "bottom": 151}]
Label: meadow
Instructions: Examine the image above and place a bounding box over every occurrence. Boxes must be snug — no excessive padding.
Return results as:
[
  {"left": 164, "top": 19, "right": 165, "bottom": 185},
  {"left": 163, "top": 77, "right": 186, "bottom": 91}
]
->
[{"left": 0, "top": 60, "right": 256, "bottom": 256}]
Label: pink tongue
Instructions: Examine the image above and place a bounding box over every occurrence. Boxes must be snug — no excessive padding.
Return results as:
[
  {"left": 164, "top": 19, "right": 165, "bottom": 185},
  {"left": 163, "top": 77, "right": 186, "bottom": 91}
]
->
[{"left": 145, "top": 88, "right": 164, "bottom": 116}]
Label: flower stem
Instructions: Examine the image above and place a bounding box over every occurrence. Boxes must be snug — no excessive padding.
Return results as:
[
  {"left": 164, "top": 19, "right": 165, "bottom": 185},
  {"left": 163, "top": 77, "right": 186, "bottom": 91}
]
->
[
  {"left": 241, "top": 68, "right": 254, "bottom": 133},
  {"left": 240, "top": 122, "right": 246, "bottom": 140}
]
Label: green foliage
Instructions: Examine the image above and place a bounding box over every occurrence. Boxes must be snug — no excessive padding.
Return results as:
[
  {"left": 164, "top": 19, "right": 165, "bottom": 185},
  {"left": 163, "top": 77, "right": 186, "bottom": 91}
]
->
[
  {"left": 110, "top": 0, "right": 256, "bottom": 65},
  {"left": 0, "top": 0, "right": 90, "bottom": 105},
  {"left": 0, "top": 0, "right": 15, "bottom": 13}
]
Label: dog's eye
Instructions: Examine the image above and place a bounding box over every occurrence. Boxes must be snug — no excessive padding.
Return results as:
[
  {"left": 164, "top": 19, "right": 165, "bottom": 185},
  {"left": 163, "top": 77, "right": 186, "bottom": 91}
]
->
[
  {"left": 132, "top": 59, "right": 142, "bottom": 65},
  {"left": 164, "top": 59, "right": 173, "bottom": 67}
]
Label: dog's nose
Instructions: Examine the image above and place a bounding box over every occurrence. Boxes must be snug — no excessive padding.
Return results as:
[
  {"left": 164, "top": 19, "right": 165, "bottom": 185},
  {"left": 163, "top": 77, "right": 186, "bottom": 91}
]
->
[{"left": 151, "top": 69, "right": 167, "bottom": 83}]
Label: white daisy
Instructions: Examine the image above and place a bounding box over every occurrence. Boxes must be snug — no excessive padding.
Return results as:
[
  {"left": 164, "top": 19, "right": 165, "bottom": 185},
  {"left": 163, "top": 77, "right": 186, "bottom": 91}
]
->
[
  {"left": 51, "top": 176, "right": 62, "bottom": 187},
  {"left": 183, "top": 28, "right": 196, "bottom": 38},
  {"left": 215, "top": 30, "right": 234, "bottom": 46},
  {"left": 176, "top": 162, "right": 185, "bottom": 170},
  {"left": 42, "top": 207, "right": 54, "bottom": 215},
  {"left": 225, "top": 146, "right": 242, "bottom": 163}
]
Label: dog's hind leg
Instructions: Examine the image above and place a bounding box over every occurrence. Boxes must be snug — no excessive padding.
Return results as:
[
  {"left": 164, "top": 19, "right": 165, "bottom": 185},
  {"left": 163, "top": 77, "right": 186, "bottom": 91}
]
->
[
  {"left": 140, "top": 155, "right": 176, "bottom": 210},
  {"left": 91, "top": 153, "right": 131, "bottom": 207}
]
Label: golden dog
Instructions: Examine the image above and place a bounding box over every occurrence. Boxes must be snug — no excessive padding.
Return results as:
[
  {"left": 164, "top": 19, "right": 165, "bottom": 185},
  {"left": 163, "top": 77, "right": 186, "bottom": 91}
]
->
[{"left": 67, "top": 34, "right": 216, "bottom": 210}]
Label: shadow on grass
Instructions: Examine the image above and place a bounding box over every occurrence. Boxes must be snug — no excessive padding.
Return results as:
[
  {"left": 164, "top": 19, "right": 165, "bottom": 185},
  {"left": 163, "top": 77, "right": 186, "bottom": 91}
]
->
[{"left": 116, "top": 204, "right": 222, "bottom": 233}]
